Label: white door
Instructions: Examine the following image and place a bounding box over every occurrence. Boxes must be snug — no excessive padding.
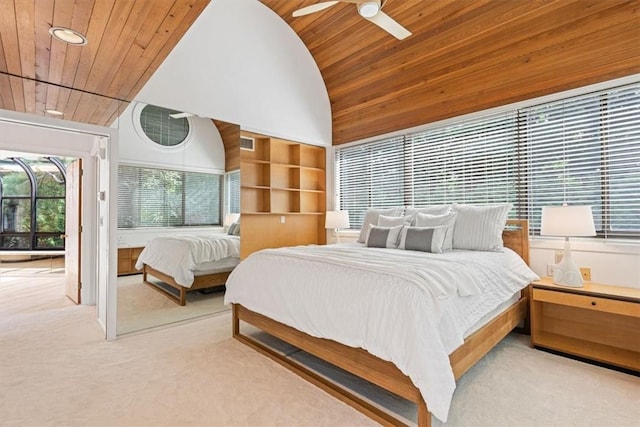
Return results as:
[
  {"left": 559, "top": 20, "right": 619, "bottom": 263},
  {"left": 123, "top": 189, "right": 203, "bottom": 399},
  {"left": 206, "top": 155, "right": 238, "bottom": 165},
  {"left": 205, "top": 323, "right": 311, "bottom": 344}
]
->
[{"left": 64, "top": 159, "right": 82, "bottom": 304}]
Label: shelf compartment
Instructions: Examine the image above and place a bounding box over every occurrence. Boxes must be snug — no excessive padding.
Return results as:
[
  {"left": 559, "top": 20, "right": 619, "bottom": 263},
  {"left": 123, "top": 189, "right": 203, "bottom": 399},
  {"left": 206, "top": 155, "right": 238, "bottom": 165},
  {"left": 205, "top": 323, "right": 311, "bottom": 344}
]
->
[
  {"left": 241, "top": 162, "right": 270, "bottom": 188},
  {"left": 241, "top": 187, "right": 270, "bottom": 213},
  {"left": 271, "top": 164, "right": 300, "bottom": 189},
  {"left": 270, "top": 138, "right": 298, "bottom": 165},
  {"left": 533, "top": 330, "right": 639, "bottom": 372},
  {"left": 299, "top": 190, "right": 325, "bottom": 214},
  {"left": 240, "top": 136, "right": 270, "bottom": 162},
  {"left": 271, "top": 188, "right": 300, "bottom": 213},
  {"left": 299, "top": 145, "right": 325, "bottom": 169},
  {"left": 299, "top": 168, "right": 325, "bottom": 192}
]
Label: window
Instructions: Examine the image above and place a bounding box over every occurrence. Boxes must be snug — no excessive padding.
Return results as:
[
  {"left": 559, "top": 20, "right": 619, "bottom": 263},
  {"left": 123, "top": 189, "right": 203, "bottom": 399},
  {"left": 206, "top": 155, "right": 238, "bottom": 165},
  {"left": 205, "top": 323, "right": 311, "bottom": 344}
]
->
[
  {"left": 336, "top": 137, "right": 405, "bottom": 227},
  {"left": 336, "top": 82, "right": 640, "bottom": 238},
  {"left": 118, "top": 165, "right": 222, "bottom": 228},
  {"left": 225, "top": 170, "right": 240, "bottom": 215},
  {"left": 139, "top": 104, "right": 190, "bottom": 147},
  {"left": 0, "top": 156, "right": 71, "bottom": 250}
]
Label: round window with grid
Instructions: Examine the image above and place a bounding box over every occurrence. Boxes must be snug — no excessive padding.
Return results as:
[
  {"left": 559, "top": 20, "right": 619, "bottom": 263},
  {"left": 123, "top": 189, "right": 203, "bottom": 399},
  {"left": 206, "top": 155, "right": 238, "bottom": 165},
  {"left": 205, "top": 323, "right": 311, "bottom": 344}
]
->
[{"left": 139, "top": 105, "right": 190, "bottom": 147}]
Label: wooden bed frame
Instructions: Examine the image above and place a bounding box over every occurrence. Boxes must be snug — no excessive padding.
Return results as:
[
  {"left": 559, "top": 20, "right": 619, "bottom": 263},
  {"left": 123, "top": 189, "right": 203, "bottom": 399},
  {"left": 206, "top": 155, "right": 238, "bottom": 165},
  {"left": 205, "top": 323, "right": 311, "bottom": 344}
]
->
[
  {"left": 142, "top": 264, "right": 231, "bottom": 306},
  {"left": 231, "top": 219, "right": 531, "bottom": 427}
]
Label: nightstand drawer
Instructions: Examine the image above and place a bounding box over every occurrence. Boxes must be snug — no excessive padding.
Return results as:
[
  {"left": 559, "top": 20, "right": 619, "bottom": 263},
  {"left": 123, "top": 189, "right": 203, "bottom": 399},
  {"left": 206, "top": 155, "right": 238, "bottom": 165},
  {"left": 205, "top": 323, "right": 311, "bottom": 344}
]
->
[{"left": 533, "top": 288, "right": 640, "bottom": 318}]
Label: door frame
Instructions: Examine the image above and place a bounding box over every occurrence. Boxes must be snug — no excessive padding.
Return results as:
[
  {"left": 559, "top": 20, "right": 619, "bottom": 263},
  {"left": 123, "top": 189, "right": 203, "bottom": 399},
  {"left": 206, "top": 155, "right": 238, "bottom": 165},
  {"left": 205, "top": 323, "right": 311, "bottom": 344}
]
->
[{"left": 0, "top": 110, "right": 118, "bottom": 340}]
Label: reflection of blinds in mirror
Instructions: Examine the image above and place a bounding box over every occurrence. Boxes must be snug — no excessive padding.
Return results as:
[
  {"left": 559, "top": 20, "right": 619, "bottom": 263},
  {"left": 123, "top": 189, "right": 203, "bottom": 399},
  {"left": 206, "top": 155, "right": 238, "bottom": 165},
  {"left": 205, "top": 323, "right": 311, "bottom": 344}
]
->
[
  {"left": 226, "top": 170, "right": 240, "bottom": 214},
  {"left": 117, "top": 165, "right": 222, "bottom": 228}
]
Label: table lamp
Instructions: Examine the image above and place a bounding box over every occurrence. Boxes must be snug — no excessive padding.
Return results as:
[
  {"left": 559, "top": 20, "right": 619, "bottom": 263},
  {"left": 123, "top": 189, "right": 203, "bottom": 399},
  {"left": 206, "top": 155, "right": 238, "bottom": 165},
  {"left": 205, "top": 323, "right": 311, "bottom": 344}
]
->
[
  {"left": 540, "top": 205, "right": 596, "bottom": 287},
  {"left": 325, "top": 210, "right": 350, "bottom": 244}
]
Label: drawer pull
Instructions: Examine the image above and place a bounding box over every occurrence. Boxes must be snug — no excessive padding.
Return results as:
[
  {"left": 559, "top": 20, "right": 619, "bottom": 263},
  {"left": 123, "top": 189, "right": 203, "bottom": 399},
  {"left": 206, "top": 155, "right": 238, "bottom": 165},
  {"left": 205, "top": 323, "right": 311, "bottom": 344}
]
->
[{"left": 591, "top": 301, "right": 597, "bottom": 306}]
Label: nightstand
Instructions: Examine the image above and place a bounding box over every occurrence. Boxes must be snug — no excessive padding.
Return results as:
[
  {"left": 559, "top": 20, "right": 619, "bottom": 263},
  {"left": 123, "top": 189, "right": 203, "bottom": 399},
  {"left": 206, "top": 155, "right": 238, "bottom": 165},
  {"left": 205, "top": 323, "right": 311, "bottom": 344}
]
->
[{"left": 530, "top": 277, "right": 640, "bottom": 372}]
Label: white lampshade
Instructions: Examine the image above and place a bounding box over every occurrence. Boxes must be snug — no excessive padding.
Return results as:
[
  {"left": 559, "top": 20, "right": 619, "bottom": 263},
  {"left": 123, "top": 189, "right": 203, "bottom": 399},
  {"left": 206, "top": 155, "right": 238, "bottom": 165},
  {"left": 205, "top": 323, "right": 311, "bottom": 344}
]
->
[
  {"left": 540, "top": 205, "right": 596, "bottom": 237},
  {"left": 224, "top": 213, "right": 240, "bottom": 226},
  {"left": 325, "top": 210, "right": 350, "bottom": 230}
]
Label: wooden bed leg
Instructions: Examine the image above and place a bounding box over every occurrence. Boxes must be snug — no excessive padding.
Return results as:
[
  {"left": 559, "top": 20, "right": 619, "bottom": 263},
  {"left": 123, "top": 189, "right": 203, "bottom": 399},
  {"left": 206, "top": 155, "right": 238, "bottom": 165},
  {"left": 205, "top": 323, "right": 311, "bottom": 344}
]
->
[
  {"left": 179, "top": 288, "right": 186, "bottom": 306},
  {"left": 417, "top": 397, "right": 431, "bottom": 427},
  {"left": 232, "top": 304, "right": 240, "bottom": 336}
]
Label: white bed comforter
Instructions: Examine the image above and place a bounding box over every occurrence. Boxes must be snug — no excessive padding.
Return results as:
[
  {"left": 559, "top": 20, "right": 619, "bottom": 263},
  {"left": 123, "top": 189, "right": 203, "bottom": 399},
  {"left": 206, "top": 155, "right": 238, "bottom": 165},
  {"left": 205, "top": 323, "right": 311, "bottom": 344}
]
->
[
  {"left": 224, "top": 243, "right": 538, "bottom": 422},
  {"left": 135, "top": 234, "right": 240, "bottom": 287}
]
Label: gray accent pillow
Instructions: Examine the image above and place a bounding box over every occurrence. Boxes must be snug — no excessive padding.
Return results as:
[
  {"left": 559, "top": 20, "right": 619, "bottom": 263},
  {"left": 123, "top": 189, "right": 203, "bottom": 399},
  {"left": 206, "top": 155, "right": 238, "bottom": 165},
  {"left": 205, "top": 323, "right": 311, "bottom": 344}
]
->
[
  {"left": 398, "top": 226, "right": 448, "bottom": 253},
  {"left": 227, "top": 222, "right": 238, "bottom": 236},
  {"left": 357, "top": 207, "right": 405, "bottom": 243},
  {"left": 228, "top": 222, "right": 240, "bottom": 236},
  {"left": 451, "top": 203, "right": 512, "bottom": 251},
  {"left": 414, "top": 212, "right": 457, "bottom": 251},
  {"left": 366, "top": 225, "right": 403, "bottom": 248}
]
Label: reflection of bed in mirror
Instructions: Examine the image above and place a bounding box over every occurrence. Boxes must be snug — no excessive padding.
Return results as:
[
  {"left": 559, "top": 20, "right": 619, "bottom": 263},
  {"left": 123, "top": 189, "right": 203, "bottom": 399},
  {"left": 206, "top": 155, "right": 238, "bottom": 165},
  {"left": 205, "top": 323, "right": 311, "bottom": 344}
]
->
[
  {"left": 135, "top": 233, "right": 240, "bottom": 306},
  {"left": 226, "top": 219, "right": 537, "bottom": 426}
]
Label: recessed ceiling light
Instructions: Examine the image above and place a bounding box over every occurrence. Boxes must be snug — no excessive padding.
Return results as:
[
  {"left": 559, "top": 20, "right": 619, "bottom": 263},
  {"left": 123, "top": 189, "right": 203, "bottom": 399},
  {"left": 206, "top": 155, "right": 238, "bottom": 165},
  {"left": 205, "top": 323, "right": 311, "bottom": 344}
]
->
[
  {"left": 45, "top": 109, "right": 64, "bottom": 116},
  {"left": 49, "top": 27, "right": 88, "bottom": 46}
]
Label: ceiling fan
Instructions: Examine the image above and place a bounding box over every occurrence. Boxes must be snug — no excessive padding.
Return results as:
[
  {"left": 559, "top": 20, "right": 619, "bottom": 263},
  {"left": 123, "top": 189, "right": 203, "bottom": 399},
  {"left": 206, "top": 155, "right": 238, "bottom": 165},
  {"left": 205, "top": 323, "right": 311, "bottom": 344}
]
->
[
  {"left": 169, "top": 112, "right": 196, "bottom": 119},
  {"left": 292, "top": 0, "right": 411, "bottom": 40}
]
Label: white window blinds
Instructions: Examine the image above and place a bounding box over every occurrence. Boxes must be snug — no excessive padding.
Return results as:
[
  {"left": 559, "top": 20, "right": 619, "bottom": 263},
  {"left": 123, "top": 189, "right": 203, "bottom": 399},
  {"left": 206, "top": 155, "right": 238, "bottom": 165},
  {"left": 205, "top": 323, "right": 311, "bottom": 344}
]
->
[
  {"left": 407, "top": 112, "right": 517, "bottom": 206},
  {"left": 336, "top": 136, "right": 406, "bottom": 227},
  {"left": 336, "top": 82, "right": 640, "bottom": 238},
  {"left": 521, "top": 84, "right": 640, "bottom": 236},
  {"left": 118, "top": 165, "right": 222, "bottom": 228},
  {"left": 226, "top": 170, "right": 241, "bottom": 214}
]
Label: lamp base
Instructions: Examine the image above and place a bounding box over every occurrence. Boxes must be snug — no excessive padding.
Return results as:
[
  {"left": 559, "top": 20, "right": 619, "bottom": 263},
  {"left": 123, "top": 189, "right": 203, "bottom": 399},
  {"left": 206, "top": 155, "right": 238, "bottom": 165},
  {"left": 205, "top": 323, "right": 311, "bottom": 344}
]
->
[
  {"left": 552, "top": 239, "right": 583, "bottom": 287},
  {"left": 552, "top": 268, "right": 583, "bottom": 287}
]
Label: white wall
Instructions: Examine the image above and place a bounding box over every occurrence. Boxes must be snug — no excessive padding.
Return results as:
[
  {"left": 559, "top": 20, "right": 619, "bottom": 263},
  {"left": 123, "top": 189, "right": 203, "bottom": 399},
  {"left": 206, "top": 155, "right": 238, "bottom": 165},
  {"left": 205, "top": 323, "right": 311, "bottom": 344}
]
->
[
  {"left": 530, "top": 239, "right": 640, "bottom": 288},
  {"left": 118, "top": 102, "right": 225, "bottom": 173},
  {"left": 134, "top": 0, "right": 332, "bottom": 147}
]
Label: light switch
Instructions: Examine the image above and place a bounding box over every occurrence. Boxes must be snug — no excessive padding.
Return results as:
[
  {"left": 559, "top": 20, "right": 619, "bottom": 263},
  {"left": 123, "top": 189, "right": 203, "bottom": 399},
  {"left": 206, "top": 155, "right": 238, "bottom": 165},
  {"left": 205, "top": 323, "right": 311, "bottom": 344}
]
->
[{"left": 280, "top": 216, "right": 285, "bottom": 224}]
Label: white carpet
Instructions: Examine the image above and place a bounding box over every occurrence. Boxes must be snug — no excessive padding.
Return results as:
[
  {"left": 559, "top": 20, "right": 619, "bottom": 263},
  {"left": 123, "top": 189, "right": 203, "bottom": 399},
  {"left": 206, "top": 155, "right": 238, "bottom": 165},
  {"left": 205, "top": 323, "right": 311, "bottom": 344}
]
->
[
  {"left": 117, "top": 274, "right": 230, "bottom": 335},
  {"left": 1, "top": 272, "right": 639, "bottom": 426}
]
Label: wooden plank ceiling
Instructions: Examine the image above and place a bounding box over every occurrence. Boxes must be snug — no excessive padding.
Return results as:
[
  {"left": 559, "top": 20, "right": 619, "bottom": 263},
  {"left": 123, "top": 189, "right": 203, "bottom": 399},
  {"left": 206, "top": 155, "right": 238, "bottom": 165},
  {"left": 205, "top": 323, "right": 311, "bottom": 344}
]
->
[
  {"left": 0, "top": 0, "right": 209, "bottom": 126},
  {"left": 262, "top": 0, "right": 640, "bottom": 145},
  {"left": 1, "top": 0, "right": 638, "bottom": 145}
]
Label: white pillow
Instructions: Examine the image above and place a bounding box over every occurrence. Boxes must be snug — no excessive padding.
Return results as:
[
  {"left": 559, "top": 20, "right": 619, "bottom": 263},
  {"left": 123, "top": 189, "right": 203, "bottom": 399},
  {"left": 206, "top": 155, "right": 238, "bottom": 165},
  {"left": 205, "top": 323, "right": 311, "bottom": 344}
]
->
[
  {"left": 451, "top": 203, "right": 512, "bottom": 251},
  {"left": 366, "top": 225, "right": 403, "bottom": 249},
  {"left": 377, "top": 214, "right": 411, "bottom": 227},
  {"left": 398, "top": 226, "right": 448, "bottom": 253},
  {"left": 357, "top": 207, "right": 404, "bottom": 243},
  {"left": 404, "top": 205, "right": 451, "bottom": 225},
  {"left": 414, "top": 212, "right": 457, "bottom": 251}
]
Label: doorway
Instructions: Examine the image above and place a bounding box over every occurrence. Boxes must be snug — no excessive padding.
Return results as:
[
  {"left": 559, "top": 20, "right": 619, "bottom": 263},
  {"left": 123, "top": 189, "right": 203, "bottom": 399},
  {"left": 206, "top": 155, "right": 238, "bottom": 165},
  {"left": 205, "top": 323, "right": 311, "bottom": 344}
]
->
[
  {"left": 0, "top": 153, "right": 82, "bottom": 304},
  {"left": 0, "top": 113, "right": 118, "bottom": 340}
]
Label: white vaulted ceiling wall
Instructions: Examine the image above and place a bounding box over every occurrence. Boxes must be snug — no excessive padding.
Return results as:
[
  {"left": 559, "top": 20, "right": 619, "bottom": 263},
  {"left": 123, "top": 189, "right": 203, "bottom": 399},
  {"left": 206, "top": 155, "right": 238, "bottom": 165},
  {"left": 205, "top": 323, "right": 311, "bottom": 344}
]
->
[{"left": 134, "top": 0, "right": 332, "bottom": 147}]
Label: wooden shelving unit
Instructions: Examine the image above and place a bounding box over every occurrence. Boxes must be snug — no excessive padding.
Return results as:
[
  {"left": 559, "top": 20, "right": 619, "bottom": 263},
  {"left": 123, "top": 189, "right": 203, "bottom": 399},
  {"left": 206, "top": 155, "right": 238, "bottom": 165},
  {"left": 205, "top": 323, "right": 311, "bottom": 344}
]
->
[{"left": 240, "top": 133, "right": 326, "bottom": 258}]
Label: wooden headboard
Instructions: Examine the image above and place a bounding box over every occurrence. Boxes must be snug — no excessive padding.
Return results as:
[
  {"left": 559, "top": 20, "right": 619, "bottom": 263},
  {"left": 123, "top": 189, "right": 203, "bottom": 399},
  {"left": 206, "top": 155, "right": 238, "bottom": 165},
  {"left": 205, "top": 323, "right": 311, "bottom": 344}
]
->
[{"left": 503, "top": 219, "right": 530, "bottom": 266}]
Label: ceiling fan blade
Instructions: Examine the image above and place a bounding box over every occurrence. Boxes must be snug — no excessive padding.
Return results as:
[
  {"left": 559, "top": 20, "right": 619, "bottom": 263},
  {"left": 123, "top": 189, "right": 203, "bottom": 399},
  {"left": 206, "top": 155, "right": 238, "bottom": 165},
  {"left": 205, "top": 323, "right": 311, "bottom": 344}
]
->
[
  {"left": 366, "top": 10, "right": 412, "bottom": 40},
  {"left": 292, "top": 1, "right": 339, "bottom": 17},
  {"left": 169, "top": 112, "right": 194, "bottom": 119}
]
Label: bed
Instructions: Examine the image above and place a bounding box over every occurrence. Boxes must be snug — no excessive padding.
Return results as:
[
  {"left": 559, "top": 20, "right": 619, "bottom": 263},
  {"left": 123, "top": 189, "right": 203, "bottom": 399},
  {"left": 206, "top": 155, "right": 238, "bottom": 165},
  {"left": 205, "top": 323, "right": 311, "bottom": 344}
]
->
[
  {"left": 224, "top": 217, "right": 538, "bottom": 426},
  {"left": 135, "top": 234, "right": 240, "bottom": 306}
]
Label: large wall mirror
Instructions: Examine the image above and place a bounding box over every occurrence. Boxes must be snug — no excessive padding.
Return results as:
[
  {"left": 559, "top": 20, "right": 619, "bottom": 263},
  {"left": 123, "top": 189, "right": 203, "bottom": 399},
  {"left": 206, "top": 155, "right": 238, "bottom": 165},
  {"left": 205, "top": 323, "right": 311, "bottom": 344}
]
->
[{"left": 115, "top": 100, "right": 240, "bottom": 336}]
